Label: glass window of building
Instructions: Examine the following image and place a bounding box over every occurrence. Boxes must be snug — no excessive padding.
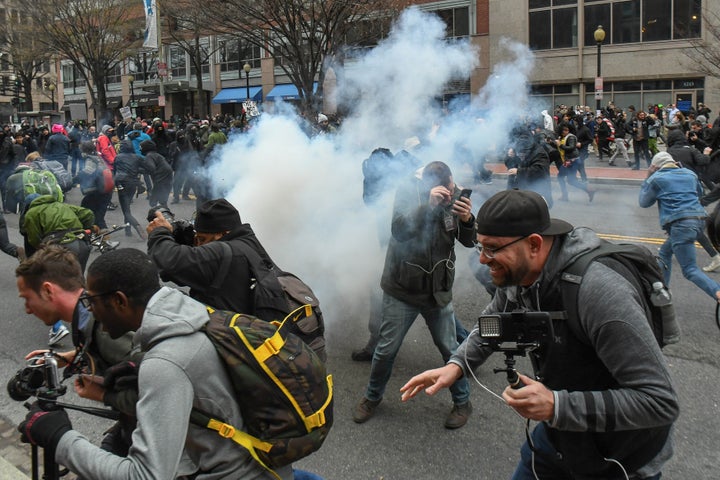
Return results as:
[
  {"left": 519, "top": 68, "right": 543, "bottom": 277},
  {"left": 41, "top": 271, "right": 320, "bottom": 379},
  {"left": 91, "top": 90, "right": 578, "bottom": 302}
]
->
[
  {"left": 581, "top": 0, "right": 700, "bottom": 47},
  {"left": 528, "top": 2, "right": 577, "bottom": 50},
  {"left": 189, "top": 38, "right": 211, "bottom": 77},
  {"left": 435, "top": 7, "right": 470, "bottom": 38},
  {"left": 169, "top": 45, "right": 187, "bottom": 79},
  {"left": 674, "top": 0, "right": 702, "bottom": 38},
  {"left": 106, "top": 64, "right": 122, "bottom": 85}
]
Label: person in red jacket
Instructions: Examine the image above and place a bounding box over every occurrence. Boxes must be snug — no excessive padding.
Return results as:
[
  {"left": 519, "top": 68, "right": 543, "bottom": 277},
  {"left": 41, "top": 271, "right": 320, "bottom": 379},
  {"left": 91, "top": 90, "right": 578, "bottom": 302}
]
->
[{"left": 96, "top": 125, "right": 117, "bottom": 170}]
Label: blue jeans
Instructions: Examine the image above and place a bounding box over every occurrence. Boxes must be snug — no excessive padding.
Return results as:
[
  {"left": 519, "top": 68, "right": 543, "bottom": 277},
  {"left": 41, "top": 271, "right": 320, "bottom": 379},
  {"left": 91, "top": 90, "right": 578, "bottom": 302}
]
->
[
  {"left": 511, "top": 423, "right": 662, "bottom": 480},
  {"left": 365, "top": 293, "right": 470, "bottom": 405},
  {"left": 659, "top": 218, "right": 720, "bottom": 299}
]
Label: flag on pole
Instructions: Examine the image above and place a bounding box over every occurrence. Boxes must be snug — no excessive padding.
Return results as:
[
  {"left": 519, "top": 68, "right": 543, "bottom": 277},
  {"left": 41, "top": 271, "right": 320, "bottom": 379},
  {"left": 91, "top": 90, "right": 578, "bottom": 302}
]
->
[{"left": 143, "top": 0, "right": 158, "bottom": 49}]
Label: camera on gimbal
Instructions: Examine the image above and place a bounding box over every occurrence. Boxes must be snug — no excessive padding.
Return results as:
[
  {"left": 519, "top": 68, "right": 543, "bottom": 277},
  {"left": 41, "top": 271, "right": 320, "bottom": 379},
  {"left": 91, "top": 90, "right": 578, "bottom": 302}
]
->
[
  {"left": 7, "top": 352, "right": 66, "bottom": 402},
  {"left": 477, "top": 311, "right": 554, "bottom": 388},
  {"left": 148, "top": 206, "right": 196, "bottom": 246}
]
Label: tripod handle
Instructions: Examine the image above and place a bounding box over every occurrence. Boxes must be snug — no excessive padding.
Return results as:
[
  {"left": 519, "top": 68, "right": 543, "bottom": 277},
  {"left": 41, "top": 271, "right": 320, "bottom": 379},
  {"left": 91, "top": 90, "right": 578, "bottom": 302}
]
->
[{"left": 506, "top": 369, "right": 525, "bottom": 389}]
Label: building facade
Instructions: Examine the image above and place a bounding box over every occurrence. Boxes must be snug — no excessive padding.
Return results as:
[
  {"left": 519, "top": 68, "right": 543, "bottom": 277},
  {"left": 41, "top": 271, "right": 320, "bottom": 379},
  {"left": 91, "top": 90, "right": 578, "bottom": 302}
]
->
[{"left": 4, "top": 0, "right": 718, "bottom": 125}]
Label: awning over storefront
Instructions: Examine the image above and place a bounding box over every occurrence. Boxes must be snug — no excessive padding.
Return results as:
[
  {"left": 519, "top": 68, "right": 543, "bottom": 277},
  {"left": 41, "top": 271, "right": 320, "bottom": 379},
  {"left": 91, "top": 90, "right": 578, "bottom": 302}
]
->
[
  {"left": 211, "top": 87, "right": 263, "bottom": 104},
  {"left": 265, "top": 82, "right": 318, "bottom": 101}
]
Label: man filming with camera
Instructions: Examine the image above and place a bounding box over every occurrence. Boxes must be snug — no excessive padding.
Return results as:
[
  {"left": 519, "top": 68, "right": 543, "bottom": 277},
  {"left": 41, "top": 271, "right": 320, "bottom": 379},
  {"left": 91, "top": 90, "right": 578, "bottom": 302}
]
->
[
  {"left": 146, "top": 198, "right": 274, "bottom": 314},
  {"left": 14, "top": 245, "right": 138, "bottom": 455},
  {"left": 400, "top": 190, "right": 678, "bottom": 479}
]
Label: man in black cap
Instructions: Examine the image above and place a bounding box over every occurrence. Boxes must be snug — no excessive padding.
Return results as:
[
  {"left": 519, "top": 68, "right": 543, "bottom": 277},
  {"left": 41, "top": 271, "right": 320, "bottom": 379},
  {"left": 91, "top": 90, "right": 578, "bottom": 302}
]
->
[
  {"left": 146, "top": 198, "right": 274, "bottom": 313},
  {"left": 400, "top": 189, "right": 678, "bottom": 479}
]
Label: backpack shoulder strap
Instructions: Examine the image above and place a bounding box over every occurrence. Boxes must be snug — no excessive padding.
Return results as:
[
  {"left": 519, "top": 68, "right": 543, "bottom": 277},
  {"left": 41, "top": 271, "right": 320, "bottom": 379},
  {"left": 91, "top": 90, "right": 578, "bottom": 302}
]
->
[
  {"left": 559, "top": 241, "right": 653, "bottom": 343},
  {"left": 558, "top": 242, "right": 624, "bottom": 343},
  {"left": 209, "top": 238, "right": 274, "bottom": 290}
]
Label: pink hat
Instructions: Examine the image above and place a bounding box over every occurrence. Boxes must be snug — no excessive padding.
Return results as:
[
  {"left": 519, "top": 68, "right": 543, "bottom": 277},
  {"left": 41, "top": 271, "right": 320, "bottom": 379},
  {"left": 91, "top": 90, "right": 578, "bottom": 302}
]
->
[{"left": 51, "top": 124, "right": 64, "bottom": 134}]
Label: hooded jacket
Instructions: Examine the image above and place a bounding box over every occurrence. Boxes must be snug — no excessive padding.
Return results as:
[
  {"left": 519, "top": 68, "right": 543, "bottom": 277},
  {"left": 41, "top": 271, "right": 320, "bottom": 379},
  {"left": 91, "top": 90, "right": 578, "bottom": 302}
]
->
[
  {"left": 639, "top": 165, "right": 707, "bottom": 228},
  {"left": 139, "top": 140, "right": 173, "bottom": 184},
  {"left": 147, "top": 223, "right": 273, "bottom": 314},
  {"left": 113, "top": 140, "right": 144, "bottom": 187},
  {"left": 666, "top": 129, "right": 710, "bottom": 180},
  {"left": 21, "top": 194, "right": 94, "bottom": 247},
  {"left": 450, "top": 228, "right": 678, "bottom": 478},
  {"left": 56, "top": 287, "right": 288, "bottom": 479}
]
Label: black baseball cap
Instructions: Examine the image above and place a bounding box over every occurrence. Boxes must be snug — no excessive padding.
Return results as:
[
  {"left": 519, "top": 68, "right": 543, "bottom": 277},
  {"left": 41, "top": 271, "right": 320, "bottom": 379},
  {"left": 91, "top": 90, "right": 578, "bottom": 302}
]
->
[{"left": 475, "top": 190, "right": 573, "bottom": 237}]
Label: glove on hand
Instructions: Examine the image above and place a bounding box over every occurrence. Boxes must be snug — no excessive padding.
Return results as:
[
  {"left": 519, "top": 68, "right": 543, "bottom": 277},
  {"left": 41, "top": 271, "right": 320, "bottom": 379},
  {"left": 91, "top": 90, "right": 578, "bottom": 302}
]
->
[
  {"left": 103, "top": 361, "right": 139, "bottom": 391},
  {"left": 18, "top": 403, "right": 72, "bottom": 449}
]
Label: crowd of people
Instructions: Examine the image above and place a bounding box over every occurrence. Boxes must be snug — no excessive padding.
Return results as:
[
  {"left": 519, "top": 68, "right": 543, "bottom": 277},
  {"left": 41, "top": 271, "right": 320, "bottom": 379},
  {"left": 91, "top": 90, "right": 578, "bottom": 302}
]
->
[{"left": 7, "top": 101, "right": 716, "bottom": 479}]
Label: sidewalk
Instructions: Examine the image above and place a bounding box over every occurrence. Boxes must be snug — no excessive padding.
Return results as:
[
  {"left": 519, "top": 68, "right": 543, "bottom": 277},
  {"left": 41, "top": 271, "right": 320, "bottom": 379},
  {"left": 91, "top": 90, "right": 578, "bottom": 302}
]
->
[
  {"left": 0, "top": 417, "right": 31, "bottom": 480},
  {"left": 485, "top": 153, "right": 648, "bottom": 186}
]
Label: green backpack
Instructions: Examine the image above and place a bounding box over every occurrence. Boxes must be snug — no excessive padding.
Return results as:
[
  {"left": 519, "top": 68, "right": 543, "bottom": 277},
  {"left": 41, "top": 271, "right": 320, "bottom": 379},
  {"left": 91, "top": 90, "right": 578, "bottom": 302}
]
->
[
  {"left": 22, "top": 167, "right": 63, "bottom": 202},
  {"left": 191, "top": 305, "right": 333, "bottom": 479}
]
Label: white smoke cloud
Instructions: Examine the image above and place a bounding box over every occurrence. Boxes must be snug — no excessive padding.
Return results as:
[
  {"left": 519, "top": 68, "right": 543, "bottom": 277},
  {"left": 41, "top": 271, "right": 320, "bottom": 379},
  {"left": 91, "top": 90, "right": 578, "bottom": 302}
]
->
[{"left": 207, "top": 7, "right": 538, "bottom": 332}]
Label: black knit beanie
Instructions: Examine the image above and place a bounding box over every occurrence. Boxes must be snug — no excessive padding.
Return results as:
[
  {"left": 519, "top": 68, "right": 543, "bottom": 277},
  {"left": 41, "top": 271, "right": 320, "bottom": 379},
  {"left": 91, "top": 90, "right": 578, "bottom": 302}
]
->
[{"left": 194, "top": 199, "right": 241, "bottom": 233}]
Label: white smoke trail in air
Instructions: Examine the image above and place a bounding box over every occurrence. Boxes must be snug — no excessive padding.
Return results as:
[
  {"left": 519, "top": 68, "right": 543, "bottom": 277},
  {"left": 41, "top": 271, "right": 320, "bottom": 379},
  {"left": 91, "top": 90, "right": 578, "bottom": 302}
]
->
[{"left": 207, "top": 7, "right": 537, "bottom": 332}]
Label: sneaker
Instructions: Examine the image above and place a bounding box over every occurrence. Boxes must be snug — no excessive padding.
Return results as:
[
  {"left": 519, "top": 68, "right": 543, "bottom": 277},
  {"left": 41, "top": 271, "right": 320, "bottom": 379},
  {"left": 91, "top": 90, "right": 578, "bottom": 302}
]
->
[
  {"left": 703, "top": 256, "right": 720, "bottom": 272},
  {"left": 351, "top": 348, "right": 373, "bottom": 362},
  {"left": 107, "top": 202, "right": 118, "bottom": 211},
  {"left": 48, "top": 325, "right": 69, "bottom": 346},
  {"left": 352, "top": 397, "right": 382, "bottom": 423},
  {"left": 444, "top": 401, "right": 472, "bottom": 429}
]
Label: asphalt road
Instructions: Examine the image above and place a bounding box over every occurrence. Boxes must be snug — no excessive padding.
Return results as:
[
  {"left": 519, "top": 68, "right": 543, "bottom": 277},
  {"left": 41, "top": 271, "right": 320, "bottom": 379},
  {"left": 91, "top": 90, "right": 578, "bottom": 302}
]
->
[{"left": 0, "top": 182, "right": 718, "bottom": 479}]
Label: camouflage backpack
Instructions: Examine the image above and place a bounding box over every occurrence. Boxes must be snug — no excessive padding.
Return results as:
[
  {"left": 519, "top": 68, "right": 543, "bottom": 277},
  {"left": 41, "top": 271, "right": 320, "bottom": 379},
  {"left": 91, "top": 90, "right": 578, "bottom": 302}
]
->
[{"left": 191, "top": 305, "right": 333, "bottom": 479}]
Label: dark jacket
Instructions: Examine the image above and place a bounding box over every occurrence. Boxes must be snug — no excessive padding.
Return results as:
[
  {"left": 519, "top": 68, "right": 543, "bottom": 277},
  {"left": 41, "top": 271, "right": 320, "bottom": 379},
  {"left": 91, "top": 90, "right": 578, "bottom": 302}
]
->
[
  {"left": 139, "top": 140, "right": 173, "bottom": 185},
  {"left": 667, "top": 129, "right": 710, "bottom": 183},
  {"left": 43, "top": 132, "right": 71, "bottom": 162},
  {"left": 113, "top": 140, "right": 144, "bottom": 188},
  {"left": 147, "top": 223, "right": 273, "bottom": 313},
  {"left": 515, "top": 135, "right": 553, "bottom": 207},
  {"left": 380, "top": 174, "right": 475, "bottom": 308}
]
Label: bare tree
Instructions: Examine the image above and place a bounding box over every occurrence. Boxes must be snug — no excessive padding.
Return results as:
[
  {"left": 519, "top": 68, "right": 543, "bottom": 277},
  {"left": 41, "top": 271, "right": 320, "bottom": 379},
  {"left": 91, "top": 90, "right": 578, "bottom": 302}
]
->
[
  {"left": 683, "top": 8, "right": 720, "bottom": 78},
  {"left": 28, "top": 0, "right": 144, "bottom": 122},
  {"left": 0, "top": 5, "right": 53, "bottom": 113},
  {"left": 161, "top": 7, "right": 221, "bottom": 119},
  {"left": 185, "top": 0, "right": 400, "bottom": 115}
]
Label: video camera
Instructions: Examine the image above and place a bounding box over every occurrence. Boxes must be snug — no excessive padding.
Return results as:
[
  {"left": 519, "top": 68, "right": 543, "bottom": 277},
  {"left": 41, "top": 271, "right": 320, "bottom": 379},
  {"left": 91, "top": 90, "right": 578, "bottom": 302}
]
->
[
  {"left": 148, "top": 206, "right": 195, "bottom": 246},
  {"left": 477, "top": 311, "right": 554, "bottom": 388},
  {"left": 7, "top": 352, "right": 66, "bottom": 402}
]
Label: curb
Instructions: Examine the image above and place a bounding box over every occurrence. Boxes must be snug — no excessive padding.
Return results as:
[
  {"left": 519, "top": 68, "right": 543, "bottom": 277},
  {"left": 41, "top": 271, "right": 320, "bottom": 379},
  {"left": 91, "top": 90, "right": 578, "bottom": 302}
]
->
[
  {"left": 0, "top": 417, "right": 31, "bottom": 480},
  {"left": 0, "top": 457, "right": 29, "bottom": 480}
]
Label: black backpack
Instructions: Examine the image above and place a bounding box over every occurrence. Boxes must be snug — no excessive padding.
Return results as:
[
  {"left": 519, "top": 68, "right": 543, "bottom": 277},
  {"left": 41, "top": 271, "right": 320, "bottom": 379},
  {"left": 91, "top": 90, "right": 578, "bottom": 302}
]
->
[
  {"left": 558, "top": 240, "right": 680, "bottom": 348},
  {"left": 215, "top": 240, "right": 326, "bottom": 361}
]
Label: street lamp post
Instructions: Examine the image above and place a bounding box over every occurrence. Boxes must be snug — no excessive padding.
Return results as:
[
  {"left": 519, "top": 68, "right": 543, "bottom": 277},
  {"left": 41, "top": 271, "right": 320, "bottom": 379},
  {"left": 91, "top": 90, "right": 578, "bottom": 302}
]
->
[
  {"left": 128, "top": 75, "right": 136, "bottom": 118},
  {"left": 594, "top": 25, "right": 606, "bottom": 115},
  {"left": 9, "top": 74, "right": 18, "bottom": 123},
  {"left": 48, "top": 82, "right": 55, "bottom": 111},
  {"left": 243, "top": 63, "right": 251, "bottom": 101}
]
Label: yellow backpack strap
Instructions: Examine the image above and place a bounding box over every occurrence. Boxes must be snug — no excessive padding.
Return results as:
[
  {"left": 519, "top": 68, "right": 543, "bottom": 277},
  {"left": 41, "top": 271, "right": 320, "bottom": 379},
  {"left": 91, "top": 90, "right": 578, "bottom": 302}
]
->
[
  {"left": 190, "top": 409, "right": 280, "bottom": 480},
  {"left": 253, "top": 304, "right": 312, "bottom": 363}
]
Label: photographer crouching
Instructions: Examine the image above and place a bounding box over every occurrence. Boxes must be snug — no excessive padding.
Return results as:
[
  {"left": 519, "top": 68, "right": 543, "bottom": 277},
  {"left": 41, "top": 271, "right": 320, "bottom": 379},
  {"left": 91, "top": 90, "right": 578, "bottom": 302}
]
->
[{"left": 400, "top": 190, "right": 678, "bottom": 479}]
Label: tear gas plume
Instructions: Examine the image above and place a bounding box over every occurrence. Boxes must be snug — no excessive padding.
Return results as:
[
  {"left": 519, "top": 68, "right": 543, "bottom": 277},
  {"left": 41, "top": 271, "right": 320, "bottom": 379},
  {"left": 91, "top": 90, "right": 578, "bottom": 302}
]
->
[{"left": 207, "top": 7, "right": 538, "bottom": 330}]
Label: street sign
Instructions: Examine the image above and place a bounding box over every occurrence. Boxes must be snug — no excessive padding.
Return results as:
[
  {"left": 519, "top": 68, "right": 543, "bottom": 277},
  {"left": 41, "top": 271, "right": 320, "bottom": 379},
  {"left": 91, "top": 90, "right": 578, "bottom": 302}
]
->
[
  {"left": 158, "top": 63, "right": 168, "bottom": 77},
  {"left": 158, "top": 95, "right": 166, "bottom": 107},
  {"left": 595, "top": 89, "right": 603, "bottom": 100}
]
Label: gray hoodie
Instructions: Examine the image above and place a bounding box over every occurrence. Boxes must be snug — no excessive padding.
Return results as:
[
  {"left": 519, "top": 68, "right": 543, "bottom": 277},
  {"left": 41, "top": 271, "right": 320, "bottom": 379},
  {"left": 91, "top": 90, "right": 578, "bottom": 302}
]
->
[
  {"left": 451, "top": 227, "right": 678, "bottom": 477},
  {"left": 56, "top": 287, "right": 291, "bottom": 480}
]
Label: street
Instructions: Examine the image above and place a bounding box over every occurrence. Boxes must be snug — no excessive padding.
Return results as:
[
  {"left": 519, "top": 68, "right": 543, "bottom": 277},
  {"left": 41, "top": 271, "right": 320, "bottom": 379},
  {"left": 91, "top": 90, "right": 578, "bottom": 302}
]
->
[{"left": 0, "top": 181, "right": 719, "bottom": 479}]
